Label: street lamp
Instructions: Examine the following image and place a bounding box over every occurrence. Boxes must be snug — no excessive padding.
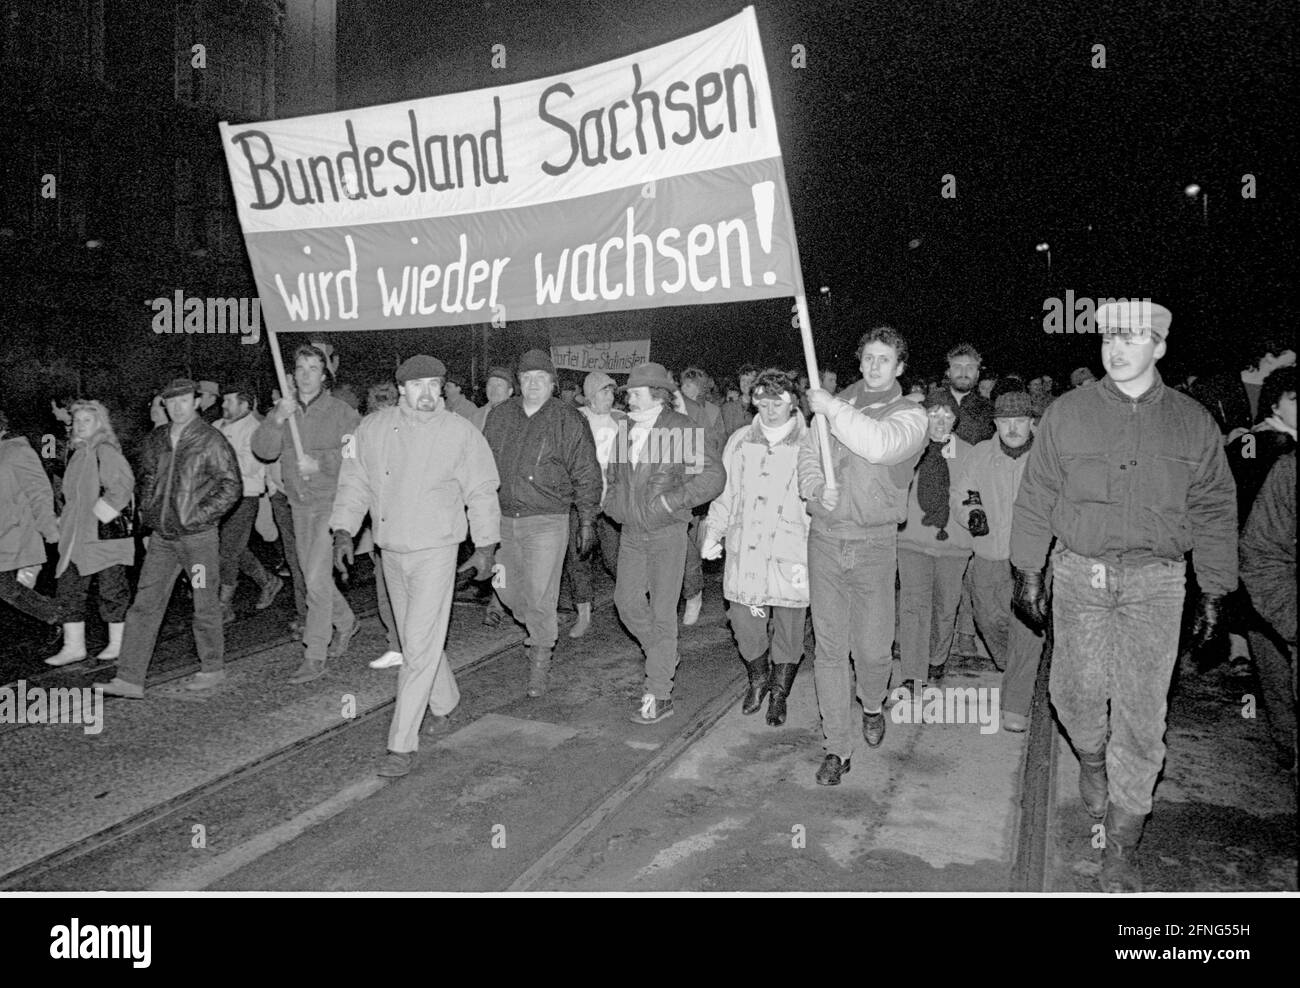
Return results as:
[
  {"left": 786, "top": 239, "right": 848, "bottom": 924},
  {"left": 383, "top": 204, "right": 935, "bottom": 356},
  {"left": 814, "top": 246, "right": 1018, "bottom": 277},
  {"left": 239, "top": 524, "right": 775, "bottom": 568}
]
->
[
  {"left": 819, "top": 284, "right": 831, "bottom": 306},
  {"left": 1184, "top": 183, "right": 1208, "bottom": 221},
  {"left": 1036, "top": 241, "right": 1051, "bottom": 270}
]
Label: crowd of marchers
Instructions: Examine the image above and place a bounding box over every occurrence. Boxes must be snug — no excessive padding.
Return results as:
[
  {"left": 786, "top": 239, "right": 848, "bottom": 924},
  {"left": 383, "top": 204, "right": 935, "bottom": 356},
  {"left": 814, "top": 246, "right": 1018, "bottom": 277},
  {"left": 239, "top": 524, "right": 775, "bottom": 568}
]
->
[{"left": 0, "top": 307, "right": 1293, "bottom": 894}]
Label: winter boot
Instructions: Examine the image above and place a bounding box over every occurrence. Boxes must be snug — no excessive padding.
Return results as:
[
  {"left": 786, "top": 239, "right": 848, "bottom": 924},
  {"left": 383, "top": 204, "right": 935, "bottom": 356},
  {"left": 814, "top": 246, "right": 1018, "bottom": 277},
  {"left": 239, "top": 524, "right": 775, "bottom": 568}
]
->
[
  {"left": 1078, "top": 745, "right": 1109, "bottom": 819},
  {"left": 568, "top": 602, "right": 592, "bottom": 639},
  {"left": 766, "top": 661, "right": 800, "bottom": 726},
  {"left": 527, "top": 646, "right": 553, "bottom": 698},
  {"left": 740, "top": 651, "right": 771, "bottom": 715},
  {"left": 96, "top": 622, "right": 125, "bottom": 661},
  {"left": 219, "top": 585, "right": 237, "bottom": 625},
  {"left": 45, "top": 622, "right": 88, "bottom": 666},
  {"left": 1099, "top": 804, "right": 1147, "bottom": 893},
  {"left": 255, "top": 574, "right": 284, "bottom": 610}
]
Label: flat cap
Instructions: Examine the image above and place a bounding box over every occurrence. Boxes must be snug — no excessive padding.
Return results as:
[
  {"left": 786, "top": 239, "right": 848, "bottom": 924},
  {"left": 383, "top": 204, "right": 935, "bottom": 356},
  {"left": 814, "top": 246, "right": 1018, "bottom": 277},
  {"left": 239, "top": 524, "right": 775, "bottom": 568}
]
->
[
  {"left": 395, "top": 354, "right": 447, "bottom": 383},
  {"left": 1096, "top": 300, "right": 1172, "bottom": 340},
  {"left": 994, "top": 390, "right": 1034, "bottom": 418}
]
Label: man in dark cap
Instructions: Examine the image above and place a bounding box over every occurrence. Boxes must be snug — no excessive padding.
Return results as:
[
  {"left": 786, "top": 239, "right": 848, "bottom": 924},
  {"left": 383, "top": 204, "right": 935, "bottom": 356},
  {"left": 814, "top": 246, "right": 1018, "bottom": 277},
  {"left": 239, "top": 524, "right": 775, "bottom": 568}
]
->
[
  {"left": 605, "top": 361, "right": 725, "bottom": 724},
  {"left": 99, "top": 379, "right": 242, "bottom": 697},
  {"left": 331, "top": 355, "right": 500, "bottom": 777},
  {"left": 951, "top": 388, "right": 1044, "bottom": 732},
  {"left": 253, "top": 344, "right": 362, "bottom": 683},
  {"left": 471, "top": 365, "right": 514, "bottom": 434},
  {"left": 1011, "top": 301, "right": 1237, "bottom": 892},
  {"left": 481, "top": 348, "right": 601, "bottom": 698}
]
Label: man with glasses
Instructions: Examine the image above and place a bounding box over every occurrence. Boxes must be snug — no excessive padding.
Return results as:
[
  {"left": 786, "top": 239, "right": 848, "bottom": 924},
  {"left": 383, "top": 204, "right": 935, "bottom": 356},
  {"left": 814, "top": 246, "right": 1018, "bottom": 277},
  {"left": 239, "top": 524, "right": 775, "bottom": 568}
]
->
[{"left": 1010, "top": 301, "right": 1237, "bottom": 892}]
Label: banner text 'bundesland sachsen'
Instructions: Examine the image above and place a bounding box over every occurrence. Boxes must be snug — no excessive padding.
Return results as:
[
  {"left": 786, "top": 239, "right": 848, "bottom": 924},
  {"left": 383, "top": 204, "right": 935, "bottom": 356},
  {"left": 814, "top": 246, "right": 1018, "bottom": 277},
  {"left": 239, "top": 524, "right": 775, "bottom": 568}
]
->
[{"left": 218, "top": 7, "right": 801, "bottom": 333}]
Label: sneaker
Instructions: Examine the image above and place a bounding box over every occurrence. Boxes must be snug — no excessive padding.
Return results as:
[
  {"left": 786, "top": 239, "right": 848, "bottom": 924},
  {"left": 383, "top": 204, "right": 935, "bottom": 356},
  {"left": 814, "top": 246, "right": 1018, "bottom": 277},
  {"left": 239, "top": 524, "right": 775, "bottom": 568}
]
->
[
  {"left": 369, "top": 650, "right": 404, "bottom": 669},
  {"left": 629, "top": 693, "right": 675, "bottom": 725},
  {"left": 186, "top": 670, "right": 227, "bottom": 691},
  {"left": 1001, "top": 711, "right": 1028, "bottom": 733},
  {"left": 98, "top": 676, "right": 144, "bottom": 699},
  {"left": 326, "top": 619, "right": 358, "bottom": 659},
  {"left": 862, "top": 708, "right": 887, "bottom": 747},
  {"left": 682, "top": 593, "right": 703, "bottom": 626},
  {"left": 815, "top": 753, "right": 852, "bottom": 786},
  {"left": 377, "top": 750, "right": 416, "bottom": 778},
  {"left": 287, "top": 659, "right": 326, "bottom": 684}
]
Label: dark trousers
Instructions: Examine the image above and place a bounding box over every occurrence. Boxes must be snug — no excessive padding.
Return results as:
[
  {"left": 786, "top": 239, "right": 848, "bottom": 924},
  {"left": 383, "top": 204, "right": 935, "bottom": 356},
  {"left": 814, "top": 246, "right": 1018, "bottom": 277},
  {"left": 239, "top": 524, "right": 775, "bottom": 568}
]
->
[
  {"left": 681, "top": 514, "right": 705, "bottom": 601},
  {"left": 56, "top": 562, "right": 131, "bottom": 624},
  {"left": 562, "top": 509, "right": 620, "bottom": 605},
  {"left": 270, "top": 492, "right": 306, "bottom": 621},
  {"left": 219, "top": 495, "right": 271, "bottom": 591},
  {"left": 116, "top": 529, "right": 224, "bottom": 685},
  {"left": 615, "top": 524, "right": 689, "bottom": 699},
  {"left": 968, "top": 555, "right": 1044, "bottom": 715},
  {"left": 729, "top": 600, "right": 806, "bottom": 665},
  {"left": 0, "top": 569, "right": 59, "bottom": 625}
]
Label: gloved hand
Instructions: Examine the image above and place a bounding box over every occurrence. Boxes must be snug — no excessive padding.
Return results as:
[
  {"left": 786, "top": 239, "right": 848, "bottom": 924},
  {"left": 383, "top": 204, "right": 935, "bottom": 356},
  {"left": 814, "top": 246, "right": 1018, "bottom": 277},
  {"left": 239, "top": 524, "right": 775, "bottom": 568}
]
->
[
  {"left": 701, "top": 534, "right": 723, "bottom": 560},
  {"left": 457, "top": 543, "right": 498, "bottom": 581},
  {"left": 577, "top": 522, "right": 595, "bottom": 560},
  {"left": 1187, "top": 594, "right": 1226, "bottom": 654},
  {"left": 968, "top": 509, "right": 990, "bottom": 538},
  {"left": 1011, "top": 566, "right": 1048, "bottom": 630},
  {"left": 332, "top": 530, "right": 354, "bottom": 576}
]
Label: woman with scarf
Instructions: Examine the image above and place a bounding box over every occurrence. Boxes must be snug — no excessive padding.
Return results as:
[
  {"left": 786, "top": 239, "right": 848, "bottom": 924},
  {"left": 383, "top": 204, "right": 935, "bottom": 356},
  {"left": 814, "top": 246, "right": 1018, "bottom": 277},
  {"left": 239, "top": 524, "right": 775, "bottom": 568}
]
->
[
  {"left": 703, "top": 369, "right": 811, "bottom": 726},
  {"left": 895, "top": 388, "right": 974, "bottom": 695},
  {"left": 46, "top": 400, "right": 136, "bottom": 665}
]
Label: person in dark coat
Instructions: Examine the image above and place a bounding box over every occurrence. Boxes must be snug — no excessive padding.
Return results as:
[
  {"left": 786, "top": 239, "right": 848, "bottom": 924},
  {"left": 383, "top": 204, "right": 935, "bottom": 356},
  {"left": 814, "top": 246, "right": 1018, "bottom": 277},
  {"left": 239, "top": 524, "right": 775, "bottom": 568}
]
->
[
  {"left": 945, "top": 343, "right": 996, "bottom": 445},
  {"left": 1190, "top": 339, "right": 1296, "bottom": 442}
]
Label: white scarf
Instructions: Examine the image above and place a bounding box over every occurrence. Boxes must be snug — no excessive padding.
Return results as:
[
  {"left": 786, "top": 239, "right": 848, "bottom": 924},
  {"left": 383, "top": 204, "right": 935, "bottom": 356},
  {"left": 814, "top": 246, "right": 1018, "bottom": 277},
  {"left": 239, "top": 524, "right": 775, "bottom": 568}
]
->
[
  {"left": 1261, "top": 415, "right": 1298, "bottom": 441},
  {"left": 627, "top": 404, "right": 662, "bottom": 465},
  {"left": 758, "top": 415, "right": 798, "bottom": 446}
]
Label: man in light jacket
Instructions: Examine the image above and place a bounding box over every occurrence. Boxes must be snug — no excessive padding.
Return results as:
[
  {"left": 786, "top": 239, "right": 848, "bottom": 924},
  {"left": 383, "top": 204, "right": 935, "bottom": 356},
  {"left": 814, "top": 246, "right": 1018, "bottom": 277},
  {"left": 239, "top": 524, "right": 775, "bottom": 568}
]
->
[{"left": 330, "top": 355, "right": 501, "bottom": 778}]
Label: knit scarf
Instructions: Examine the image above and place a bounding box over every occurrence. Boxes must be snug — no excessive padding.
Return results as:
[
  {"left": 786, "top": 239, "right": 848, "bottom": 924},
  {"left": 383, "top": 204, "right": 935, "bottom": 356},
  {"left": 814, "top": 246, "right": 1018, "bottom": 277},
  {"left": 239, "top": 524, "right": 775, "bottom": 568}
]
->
[
  {"left": 999, "top": 433, "right": 1035, "bottom": 459},
  {"left": 916, "top": 438, "right": 951, "bottom": 539},
  {"left": 627, "top": 403, "right": 662, "bottom": 465},
  {"left": 758, "top": 415, "right": 798, "bottom": 446}
]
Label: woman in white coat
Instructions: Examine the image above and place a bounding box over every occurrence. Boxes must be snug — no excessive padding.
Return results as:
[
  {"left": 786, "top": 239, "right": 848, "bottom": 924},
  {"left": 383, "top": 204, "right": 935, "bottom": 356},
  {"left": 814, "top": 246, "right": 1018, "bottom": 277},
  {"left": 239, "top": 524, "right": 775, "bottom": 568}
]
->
[{"left": 703, "top": 369, "right": 812, "bottom": 726}]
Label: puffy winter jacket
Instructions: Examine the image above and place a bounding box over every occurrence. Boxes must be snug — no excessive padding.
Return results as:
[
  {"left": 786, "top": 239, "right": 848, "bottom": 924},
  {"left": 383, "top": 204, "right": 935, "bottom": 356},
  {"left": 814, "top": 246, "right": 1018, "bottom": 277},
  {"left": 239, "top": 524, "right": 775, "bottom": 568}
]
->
[
  {"left": 797, "top": 380, "right": 927, "bottom": 539},
  {"left": 1010, "top": 372, "right": 1238, "bottom": 595},
  {"left": 705, "top": 415, "right": 810, "bottom": 608},
  {"left": 0, "top": 436, "right": 58, "bottom": 571},
  {"left": 137, "top": 418, "right": 242, "bottom": 538},
  {"left": 604, "top": 406, "right": 725, "bottom": 533}
]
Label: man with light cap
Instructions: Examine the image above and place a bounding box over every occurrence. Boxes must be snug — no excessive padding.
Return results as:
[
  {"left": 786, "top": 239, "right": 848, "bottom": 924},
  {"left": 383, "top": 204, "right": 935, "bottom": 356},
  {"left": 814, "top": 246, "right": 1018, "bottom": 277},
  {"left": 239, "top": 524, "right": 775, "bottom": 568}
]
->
[
  {"left": 1010, "top": 300, "right": 1237, "bottom": 892},
  {"left": 330, "top": 355, "right": 500, "bottom": 777},
  {"left": 951, "top": 388, "right": 1044, "bottom": 732},
  {"left": 482, "top": 348, "right": 601, "bottom": 697}
]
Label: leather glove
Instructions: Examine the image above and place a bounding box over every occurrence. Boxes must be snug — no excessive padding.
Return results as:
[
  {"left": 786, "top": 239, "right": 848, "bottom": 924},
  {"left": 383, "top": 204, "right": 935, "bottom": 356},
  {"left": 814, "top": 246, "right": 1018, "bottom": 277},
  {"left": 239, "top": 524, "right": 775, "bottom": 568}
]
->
[
  {"left": 332, "top": 530, "right": 354, "bottom": 576},
  {"left": 1011, "top": 566, "right": 1048, "bottom": 630},
  {"left": 968, "top": 509, "right": 990, "bottom": 538},
  {"left": 1187, "top": 594, "right": 1226, "bottom": 654},
  {"left": 577, "top": 522, "right": 595, "bottom": 560},
  {"left": 457, "top": 543, "right": 498, "bottom": 581}
]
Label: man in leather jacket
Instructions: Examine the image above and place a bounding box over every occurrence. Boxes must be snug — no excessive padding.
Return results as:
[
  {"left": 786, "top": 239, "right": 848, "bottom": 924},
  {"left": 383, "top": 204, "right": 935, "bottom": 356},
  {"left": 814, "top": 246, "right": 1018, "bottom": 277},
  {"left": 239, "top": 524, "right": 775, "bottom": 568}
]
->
[
  {"left": 1009, "top": 302, "right": 1237, "bottom": 893},
  {"left": 100, "top": 379, "right": 242, "bottom": 697}
]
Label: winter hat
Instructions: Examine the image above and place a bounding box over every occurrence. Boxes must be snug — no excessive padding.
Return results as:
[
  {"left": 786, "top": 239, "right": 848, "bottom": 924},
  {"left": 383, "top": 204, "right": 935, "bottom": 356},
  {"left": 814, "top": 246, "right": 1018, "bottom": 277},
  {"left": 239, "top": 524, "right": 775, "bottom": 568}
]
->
[
  {"left": 395, "top": 355, "right": 447, "bottom": 383},
  {"left": 621, "top": 362, "right": 676, "bottom": 391},
  {"left": 583, "top": 371, "right": 616, "bottom": 399},
  {"left": 161, "top": 378, "right": 199, "bottom": 399},
  {"left": 486, "top": 365, "right": 514, "bottom": 386},
  {"left": 518, "top": 349, "right": 556, "bottom": 376},
  {"left": 994, "top": 390, "right": 1034, "bottom": 418}
]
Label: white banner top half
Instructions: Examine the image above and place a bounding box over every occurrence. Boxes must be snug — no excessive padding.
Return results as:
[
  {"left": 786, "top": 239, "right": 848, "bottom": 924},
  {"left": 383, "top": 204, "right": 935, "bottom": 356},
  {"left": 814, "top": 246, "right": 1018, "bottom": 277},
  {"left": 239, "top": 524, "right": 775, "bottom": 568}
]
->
[{"left": 219, "top": 7, "right": 803, "bottom": 333}]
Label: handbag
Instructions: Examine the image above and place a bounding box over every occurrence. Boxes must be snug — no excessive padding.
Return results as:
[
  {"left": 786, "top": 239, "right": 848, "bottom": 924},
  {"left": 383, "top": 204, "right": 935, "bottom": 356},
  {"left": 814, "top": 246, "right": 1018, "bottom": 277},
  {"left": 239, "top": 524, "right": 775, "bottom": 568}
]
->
[{"left": 94, "top": 446, "right": 135, "bottom": 541}]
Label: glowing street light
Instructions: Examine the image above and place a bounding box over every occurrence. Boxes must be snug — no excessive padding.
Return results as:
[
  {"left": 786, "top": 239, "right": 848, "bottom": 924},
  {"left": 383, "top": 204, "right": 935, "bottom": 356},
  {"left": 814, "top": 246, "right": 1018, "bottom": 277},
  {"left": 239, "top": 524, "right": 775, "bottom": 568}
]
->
[
  {"left": 1036, "top": 241, "right": 1051, "bottom": 270},
  {"left": 1185, "top": 183, "right": 1208, "bottom": 221}
]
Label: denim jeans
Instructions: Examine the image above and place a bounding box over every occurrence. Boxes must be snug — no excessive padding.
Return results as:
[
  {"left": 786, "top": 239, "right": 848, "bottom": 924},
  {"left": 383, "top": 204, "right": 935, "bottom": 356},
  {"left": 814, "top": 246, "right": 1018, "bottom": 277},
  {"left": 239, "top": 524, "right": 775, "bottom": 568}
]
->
[
  {"left": 615, "top": 524, "right": 689, "bottom": 699},
  {"left": 897, "top": 548, "right": 970, "bottom": 680},
  {"left": 969, "top": 555, "right": 1045, "bottom": 715},
  {"left": 561, "top": 509, "right": 620, "bottom": 606},
  {"left": 271, "top": 492, "right": 306, "bottom": 621},
  {"left": 117, "top": 529, "right": 224, "bottom": 685},
  {"left": 383, "top": 545, "right": 460, "bottom": 753},
  {"left": 1050, "top": 546, "right": 1186, "bottom": 815},
  {"left": 681, "top": 514, "right": 705, "bottom": 601},
  {"left": 218, "top": 496, "right": 271, "bottom": 592},
  {"left": 497, "top": 513, "right": 570, "bottom": 651},
  {"left": 809, "top": 529, "right": 897, "bottom": 759},
  {"left": 291, "top": 499, "right": 355, "bottom": 663}
]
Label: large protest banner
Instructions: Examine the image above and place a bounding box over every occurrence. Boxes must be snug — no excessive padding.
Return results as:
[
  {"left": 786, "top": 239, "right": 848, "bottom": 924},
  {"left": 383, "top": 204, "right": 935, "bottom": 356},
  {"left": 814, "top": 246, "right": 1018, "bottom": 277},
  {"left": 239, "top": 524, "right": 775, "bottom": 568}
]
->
[{"left": 219, "top": 7, "right": 802, "bottom": 334}]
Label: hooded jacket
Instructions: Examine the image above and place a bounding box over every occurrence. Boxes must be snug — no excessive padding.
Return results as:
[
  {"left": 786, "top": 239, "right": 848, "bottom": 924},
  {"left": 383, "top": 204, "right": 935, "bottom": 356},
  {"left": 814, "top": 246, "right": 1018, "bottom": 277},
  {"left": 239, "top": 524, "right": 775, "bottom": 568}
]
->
[
  {"left": 1010, "top": 372, "right": 1238, "bottom": 595},
  {"left": 137, "top": 417, "right": 242, "bottom": 538},
  {"left": 796, "top": 380, "right": 927, "bottom": 539},
  {"left": 0, "top": 436, "right": 58, "bottom": 571}
]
